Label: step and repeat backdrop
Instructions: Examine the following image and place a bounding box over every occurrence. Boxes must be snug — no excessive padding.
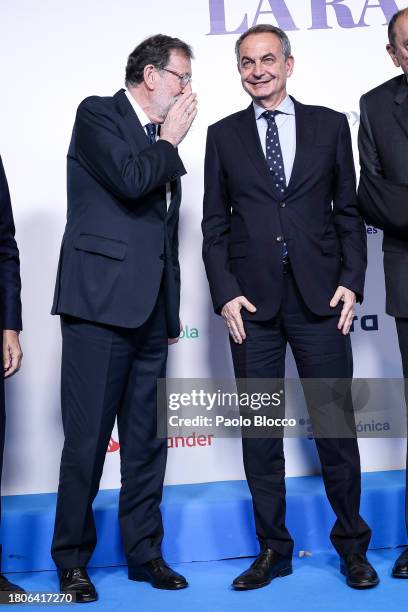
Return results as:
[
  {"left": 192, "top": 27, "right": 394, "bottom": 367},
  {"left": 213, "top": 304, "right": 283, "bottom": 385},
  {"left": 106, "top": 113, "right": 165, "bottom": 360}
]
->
[{"left": 0, "top": 0, "right": 407, "bottom": 495}]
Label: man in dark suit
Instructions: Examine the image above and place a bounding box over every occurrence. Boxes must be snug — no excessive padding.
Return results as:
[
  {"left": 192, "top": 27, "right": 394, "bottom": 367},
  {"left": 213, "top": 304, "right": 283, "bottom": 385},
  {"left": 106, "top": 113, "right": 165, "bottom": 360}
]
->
[
  {"left": 358, "top": 7, "right": 408, "bottom": 579},
  {"left": 0, "top": 156, "right": 23, "bottom": 595},
  {"left": 51, "top": 35, "right": 197, "bottom": 602},
  {"left": 202, "top": 24, "right": 378, "bottom": 590}
]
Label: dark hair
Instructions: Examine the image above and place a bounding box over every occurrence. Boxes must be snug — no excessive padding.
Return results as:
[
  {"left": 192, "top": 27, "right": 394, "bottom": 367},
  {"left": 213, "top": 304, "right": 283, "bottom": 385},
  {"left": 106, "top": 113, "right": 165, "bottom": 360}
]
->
[
  {"left": 125, "top": 34, "right": 193, "bottom": 86},
  {"left": 235, "top": 24, "right": 292, "bottom": 62},
  {"left": 388, "top": 8, "right": 408, "bottom": 46}
]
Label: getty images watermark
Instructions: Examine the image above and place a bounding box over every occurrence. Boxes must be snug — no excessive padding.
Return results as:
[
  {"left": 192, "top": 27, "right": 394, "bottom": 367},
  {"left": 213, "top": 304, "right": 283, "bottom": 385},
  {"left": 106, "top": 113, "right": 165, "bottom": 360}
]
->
[{"left": 157, "top": 378, "right": 408, "bottom": 439}]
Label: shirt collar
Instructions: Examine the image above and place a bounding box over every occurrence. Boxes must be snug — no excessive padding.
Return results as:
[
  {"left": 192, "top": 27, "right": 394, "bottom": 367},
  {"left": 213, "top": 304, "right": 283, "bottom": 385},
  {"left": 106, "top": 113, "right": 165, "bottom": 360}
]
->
[
  {"left": 254, "top": 95, "right": 295, "bottom": 120},
  {"left": 125, "top": 88, "right": 152, "bottom": 128}
]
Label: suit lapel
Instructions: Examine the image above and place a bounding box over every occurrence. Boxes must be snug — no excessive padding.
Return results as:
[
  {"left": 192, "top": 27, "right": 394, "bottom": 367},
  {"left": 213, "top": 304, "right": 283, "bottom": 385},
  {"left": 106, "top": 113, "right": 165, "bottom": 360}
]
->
[
  {"left": 285, "top": 98, "right": 316, "bottom": 196},
  {"left": 114, "top": 89, "right": 173, "bottom": 215},
  {"left": 114, "top": 89, "right": 151, "bottom": 153},
  {"left": 393, "top": 76, "right": 408, "bottom": 141},
  {"left": 235, "top": 99, "right": 316, "bottom": 198},
  {"left": 235, "top": 105, "right": 282, "bottom": 195}
]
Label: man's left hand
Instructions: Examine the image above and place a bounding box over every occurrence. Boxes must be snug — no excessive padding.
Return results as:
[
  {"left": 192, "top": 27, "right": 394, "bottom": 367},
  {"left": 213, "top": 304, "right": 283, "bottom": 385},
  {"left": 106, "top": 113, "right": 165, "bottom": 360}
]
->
[
  {"left": 168, "top": 320, "right": 183, "bottom": 345},
  {"left": 330, "top": 286, "right": 356, "bottom": 335},
  {"left": 3, "top": 330, "right": 23, "bottom": 378}
]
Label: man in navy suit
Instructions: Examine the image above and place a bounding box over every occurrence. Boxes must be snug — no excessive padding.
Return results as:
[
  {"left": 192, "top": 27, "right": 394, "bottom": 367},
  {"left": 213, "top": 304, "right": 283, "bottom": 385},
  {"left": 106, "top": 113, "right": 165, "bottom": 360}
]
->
[
  {"left": 358, "top": 8, "right": 408, "bottom": 578},
  {"left": 51, "top": 35, "right": 197, "bottom": 602},
  {"left": 202, "top": 24, "right": 377, "bottom": 590},
  {"left": 0, "top": 156, "right": 23, "bottom": 595}
]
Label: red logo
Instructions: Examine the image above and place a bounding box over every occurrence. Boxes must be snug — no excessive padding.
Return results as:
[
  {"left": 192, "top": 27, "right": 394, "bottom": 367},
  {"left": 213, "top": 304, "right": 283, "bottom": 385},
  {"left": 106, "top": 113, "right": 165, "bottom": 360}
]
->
[{"left": 107, "top": 437, "right": 120, "bottom": 453}]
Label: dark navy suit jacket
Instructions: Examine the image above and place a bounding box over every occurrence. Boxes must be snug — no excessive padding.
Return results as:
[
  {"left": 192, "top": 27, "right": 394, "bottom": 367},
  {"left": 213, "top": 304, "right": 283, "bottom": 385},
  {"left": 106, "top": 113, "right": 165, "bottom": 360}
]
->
[
  {"left": 358, "top": 75, "right": 408, "bottom": 317},
  {"left": 0, "top": 157, "right": 22, "bottom": 331},
  {"left": 202, "top": 98, "right": 367, "bottom": 319},
  {"left": 52, "top": 89, "right": 186, "bottom": 337}
]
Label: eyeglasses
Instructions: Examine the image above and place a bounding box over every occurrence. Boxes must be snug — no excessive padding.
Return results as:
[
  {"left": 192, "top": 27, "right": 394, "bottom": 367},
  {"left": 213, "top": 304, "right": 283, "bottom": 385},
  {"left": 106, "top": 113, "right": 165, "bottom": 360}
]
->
[{"left": 162, "top": 68, "right": 192, "bottom": 88}]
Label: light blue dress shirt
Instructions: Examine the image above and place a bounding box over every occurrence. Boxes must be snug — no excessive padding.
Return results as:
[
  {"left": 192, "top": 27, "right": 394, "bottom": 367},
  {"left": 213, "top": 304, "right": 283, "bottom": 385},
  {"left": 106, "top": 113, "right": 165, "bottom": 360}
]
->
[{"left": 253, "top": 95, "right": 296, "bottom": 184}]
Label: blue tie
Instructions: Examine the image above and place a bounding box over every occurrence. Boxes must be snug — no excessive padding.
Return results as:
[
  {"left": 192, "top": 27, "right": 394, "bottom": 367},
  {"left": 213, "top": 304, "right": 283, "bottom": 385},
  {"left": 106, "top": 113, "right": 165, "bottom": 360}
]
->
[
  {"left": 145, "top": 123, "right": 157, "bottom": 145},
  {"left": 262, "top": 110, "right": 288, "bottom": 262}
]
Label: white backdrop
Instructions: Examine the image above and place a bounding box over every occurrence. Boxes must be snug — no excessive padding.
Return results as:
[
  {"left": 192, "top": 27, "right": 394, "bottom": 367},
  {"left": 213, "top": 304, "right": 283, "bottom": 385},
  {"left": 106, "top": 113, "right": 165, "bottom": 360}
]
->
[{"left": 0, "top": 0, "right": 407, "bottom": 495}]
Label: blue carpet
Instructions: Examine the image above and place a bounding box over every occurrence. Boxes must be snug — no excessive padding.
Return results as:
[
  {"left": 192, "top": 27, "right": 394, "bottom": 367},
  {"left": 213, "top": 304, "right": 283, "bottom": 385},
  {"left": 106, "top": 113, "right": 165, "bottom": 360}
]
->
[
  {"left": 3, "top": 549, "right": 408, "bottom": 611},
  {"left": 1, "top": 471, "right": 407, "bottom": 572}
]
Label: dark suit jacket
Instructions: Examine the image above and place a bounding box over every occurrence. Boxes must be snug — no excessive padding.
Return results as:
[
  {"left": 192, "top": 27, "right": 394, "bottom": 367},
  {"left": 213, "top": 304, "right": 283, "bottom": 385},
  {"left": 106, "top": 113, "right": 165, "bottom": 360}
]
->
[
  {"left": 358, "top": 75, "right": 408, "bottom": 317},
  {"left": 52, "top": 89, "right": 186, "bottom": 337},
  {"left": 0, "top": 157, "right": 22, "bottom": 331},
  {"left": 202, "top": 99, "right": 367, "bottom": 320}
]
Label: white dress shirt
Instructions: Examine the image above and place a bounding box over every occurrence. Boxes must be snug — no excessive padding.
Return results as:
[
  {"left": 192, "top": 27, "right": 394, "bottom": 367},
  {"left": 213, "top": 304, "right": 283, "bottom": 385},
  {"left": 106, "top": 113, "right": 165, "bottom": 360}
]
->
[
  {"left": 125, "top": 89, "right": 171, "bottom": 210},
  {"left": 254, "top": 95, "right": 296, "bottom": 184}
]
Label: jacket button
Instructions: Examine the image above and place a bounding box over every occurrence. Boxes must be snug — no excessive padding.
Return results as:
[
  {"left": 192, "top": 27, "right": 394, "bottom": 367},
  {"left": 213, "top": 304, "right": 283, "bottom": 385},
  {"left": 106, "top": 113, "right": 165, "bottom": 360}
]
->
[
  {"left": 280, "top": 202, "right": 286, "bottom": 208},
  {"left": 276, "top": 236, "right": 284, "bottom": 243}
]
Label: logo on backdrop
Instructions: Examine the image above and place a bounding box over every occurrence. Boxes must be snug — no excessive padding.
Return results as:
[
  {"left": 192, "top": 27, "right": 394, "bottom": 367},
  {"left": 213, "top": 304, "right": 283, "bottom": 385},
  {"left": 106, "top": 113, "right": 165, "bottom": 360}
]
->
[
  {"left": 208, "top": 0, "right": 398, "bottom": 35},
  {"left": 107, "top": 433, "right": 214, "bottom": 453},
  {"left": 350, "top": 314, "right": 379, "bottom": 332},
  {"left": 180, "top": 325, "right": 199, "bottom": 340}
]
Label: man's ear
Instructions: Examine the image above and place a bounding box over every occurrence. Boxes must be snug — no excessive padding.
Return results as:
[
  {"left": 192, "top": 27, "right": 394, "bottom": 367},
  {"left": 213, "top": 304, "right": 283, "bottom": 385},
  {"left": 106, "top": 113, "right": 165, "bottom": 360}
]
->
[
  {"left": 386, "top": 43, "right": 400, "bottom": 68},
  {"left": 143, "top": 64, "right": 157, "bottom": 91},
  {"left": 286, "top": 55, "right": 294, "bottom": 78}
]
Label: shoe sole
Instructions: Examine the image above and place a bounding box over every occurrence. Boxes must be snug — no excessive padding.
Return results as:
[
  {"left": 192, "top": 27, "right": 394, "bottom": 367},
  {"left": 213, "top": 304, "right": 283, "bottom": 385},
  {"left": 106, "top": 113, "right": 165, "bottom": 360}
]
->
[
  {"left": 61, "top": 591, "right": 98, "bottom": 603},
  {"left": 340, "top": 565, "right": 379, "bottom": 589},
  {"left": 392, "top": 571, "right": 408, "bottom": 579},
  {"left": 128, "top": 572, "right": 188, "bottom": 590},
  {"left": 232, "top": 566, "right": 293, "bottom": 591}
]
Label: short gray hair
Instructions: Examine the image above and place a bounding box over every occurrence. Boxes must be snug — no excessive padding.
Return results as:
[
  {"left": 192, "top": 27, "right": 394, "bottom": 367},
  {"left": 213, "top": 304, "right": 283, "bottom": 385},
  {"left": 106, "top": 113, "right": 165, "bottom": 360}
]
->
[{"left": 235, "top": 24, "right": 292, "bottom": 63}]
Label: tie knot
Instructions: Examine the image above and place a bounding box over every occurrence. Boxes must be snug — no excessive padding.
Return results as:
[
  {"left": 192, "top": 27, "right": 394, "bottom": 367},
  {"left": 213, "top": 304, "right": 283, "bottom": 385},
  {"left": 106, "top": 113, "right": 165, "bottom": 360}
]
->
[
  {"left": 262, "top": 110, "right": 281, "bottom": 122},
  {"left": 145, "top": 123, "right": 157, "bottom": 143}
]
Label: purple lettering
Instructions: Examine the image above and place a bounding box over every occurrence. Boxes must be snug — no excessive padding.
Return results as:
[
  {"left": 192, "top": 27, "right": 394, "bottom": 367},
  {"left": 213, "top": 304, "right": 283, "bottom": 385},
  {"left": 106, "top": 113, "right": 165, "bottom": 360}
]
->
[
  {"left": 252, "top": 0, "right": 298, "bottom": 30},
  {"left": 208, "top": 0, "right": 248, "bottom": 35}
]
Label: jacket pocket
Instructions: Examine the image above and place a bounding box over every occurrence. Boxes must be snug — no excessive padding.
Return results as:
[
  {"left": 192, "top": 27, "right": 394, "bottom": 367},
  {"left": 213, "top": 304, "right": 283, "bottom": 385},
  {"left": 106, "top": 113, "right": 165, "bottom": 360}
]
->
[{"left": 74, "top": 234, "right": 127, "bottom": 260}]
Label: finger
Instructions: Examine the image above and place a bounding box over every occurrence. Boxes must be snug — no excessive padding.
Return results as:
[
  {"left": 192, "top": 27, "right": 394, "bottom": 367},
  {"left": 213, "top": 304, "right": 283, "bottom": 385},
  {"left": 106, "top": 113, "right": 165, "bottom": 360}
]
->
[
  {"left": 4, "top": 352, "right": 19, "bottom": 378},
  {"left": 330, "top": 288, "right": 343, "bottom": 308},
  {"left": 173, "top": 92, "right": 196, "bottom": 111},
  {"left": 232, "top": 312, "right": 246, "bottom": 341},
  {"left": 342, "top": 312, "right": 355, "bottom": 336},
  {"left": 239, "top": 297, "right": 257, "bottom": 313},
  {"left": 227, "top": 319, "right": 243, "bottom": 344},
  {"left": 3, "top": 345, "right": 11, "bottom": 373}
]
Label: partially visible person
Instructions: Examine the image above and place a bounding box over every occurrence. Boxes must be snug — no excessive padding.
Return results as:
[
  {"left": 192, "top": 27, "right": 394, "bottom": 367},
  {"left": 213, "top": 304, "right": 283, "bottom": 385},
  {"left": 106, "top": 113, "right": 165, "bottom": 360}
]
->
[
  {"left": 0, "top": 156, "right": 23, "bottom": 595},
  {"left": 358, "top": 7, "right": 408, "bottom": 579}
]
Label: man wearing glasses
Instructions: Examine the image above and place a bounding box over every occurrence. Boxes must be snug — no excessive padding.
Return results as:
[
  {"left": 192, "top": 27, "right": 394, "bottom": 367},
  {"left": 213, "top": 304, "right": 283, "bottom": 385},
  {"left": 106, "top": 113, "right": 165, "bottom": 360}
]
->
[{"left": 51, "top": 35, "right": 197, "bottom": 602}]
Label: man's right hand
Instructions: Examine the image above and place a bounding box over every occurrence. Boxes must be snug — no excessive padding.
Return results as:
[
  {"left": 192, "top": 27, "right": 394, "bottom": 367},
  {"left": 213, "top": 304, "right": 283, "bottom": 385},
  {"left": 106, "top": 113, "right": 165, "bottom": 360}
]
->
[
  {"left": 160, "top": 93, "right": 197, "bottom": 147},
  {"left": 221, "top": 296, "right": 257, "bottom": 344}
]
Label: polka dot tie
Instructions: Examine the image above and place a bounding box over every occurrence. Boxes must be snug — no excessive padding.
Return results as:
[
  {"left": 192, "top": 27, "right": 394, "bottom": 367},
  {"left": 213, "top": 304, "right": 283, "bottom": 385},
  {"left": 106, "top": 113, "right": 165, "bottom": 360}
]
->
[
  {"left": 262, "top": 110, "right": 288, "bottom": 261},
  {"left": 262, "top": 110, "right": 286, "bottom": 193},
  {"left": 145, "top": 122, "right": 157, "bottom": 145}
]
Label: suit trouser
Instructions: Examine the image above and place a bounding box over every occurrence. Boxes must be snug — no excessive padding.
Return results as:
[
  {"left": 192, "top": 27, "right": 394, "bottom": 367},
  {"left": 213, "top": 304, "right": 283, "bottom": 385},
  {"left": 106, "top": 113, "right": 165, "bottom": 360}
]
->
[
  {"left": 51, "top": 291, "right": 168, "bottom": 569},
  {"left": 0, "top": 373, "right": 5, "bottom": 569},
  {"left": 230, "top": 266, "right": 371, "bottom": 558},
  {"left": 395, "top": 317, "right": 408, "bottom": 533}
]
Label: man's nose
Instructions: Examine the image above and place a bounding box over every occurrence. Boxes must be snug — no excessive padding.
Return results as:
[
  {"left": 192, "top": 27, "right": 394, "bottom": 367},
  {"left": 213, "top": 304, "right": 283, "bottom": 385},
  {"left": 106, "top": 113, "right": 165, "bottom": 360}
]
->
[
  {"left": 252, "top": 61, "right": 265, "bottom": 78},
  {"left": 182, "top": 81, "right": 192, "bottom": 94}
]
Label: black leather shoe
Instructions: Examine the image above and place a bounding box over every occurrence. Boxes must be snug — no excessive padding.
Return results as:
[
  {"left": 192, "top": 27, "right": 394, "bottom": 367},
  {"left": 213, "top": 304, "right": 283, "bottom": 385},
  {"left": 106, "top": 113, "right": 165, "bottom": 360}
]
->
[
  {"left": 340, "top": 553, "right": 379, "bottom": 589},
  {"left": 59, "top": 567, "right": 98, "bottom": 603},
  {"left": 128, "top": 557, "right": 188, "bottom": 590},
  {"left": 0, "top": 573, "right": 25, "bottom": 593},
  {"left": 392, "top": 547, "right": 408, "bottom": 578},
  {"left": 232, "top": 548, "right": 292, "bottom": 590}
]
